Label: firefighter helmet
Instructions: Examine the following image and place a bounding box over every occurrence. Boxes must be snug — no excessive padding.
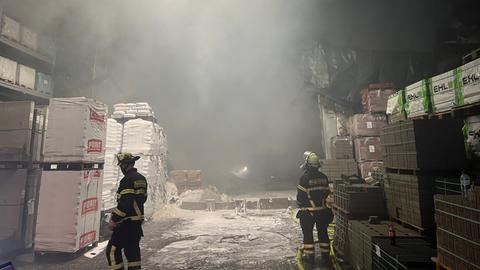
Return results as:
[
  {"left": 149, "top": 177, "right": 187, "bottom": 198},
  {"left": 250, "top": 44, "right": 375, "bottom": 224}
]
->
[
  {"left": 115, "top": 152, "right": 140, "bottom": 165},
  {"left": 301, "top": 151, "right": 320, "bottom": 169}
]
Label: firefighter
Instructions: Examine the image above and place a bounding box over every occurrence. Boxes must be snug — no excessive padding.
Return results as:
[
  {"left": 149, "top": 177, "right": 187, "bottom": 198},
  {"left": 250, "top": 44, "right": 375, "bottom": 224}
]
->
[
  {"left": 106, "top": 153, "right": 148, "bottom": 270},
  {"left": 296, "top": 151, "right": 333, "bottom": 265}
]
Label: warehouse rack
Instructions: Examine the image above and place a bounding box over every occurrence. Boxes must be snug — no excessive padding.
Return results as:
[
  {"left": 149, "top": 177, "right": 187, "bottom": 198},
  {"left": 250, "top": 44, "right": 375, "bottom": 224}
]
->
[{"left": 0, "top": 6, "right": 55, "bottom": 104}]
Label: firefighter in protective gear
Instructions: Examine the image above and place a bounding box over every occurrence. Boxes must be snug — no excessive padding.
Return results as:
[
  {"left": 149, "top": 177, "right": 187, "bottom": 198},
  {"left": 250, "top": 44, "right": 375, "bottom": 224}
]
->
[
  {"left": 296, "top": 151, "right": 333, "bottom": 265},
  {"left": 106, "top": 153, "right": 147, "bottom": 270}
]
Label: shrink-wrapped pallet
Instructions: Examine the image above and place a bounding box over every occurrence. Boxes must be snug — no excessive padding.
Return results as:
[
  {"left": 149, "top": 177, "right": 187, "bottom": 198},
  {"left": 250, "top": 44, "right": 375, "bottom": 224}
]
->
[
  {"left": 405, "top": 80, "right": 430, "bottom": 118},
  {"left": 350, "top": 114, "right": 387, "bottom": 137},
  {"left": 44, "top": 98, "right": 107, "bottom": 163},
  {"left": 35, "top": 166, "right": 102, "bottom": 252}
]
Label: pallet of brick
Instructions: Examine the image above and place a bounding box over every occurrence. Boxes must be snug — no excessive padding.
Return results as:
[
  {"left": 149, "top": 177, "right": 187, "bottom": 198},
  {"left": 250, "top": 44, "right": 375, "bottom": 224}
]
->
[
  {"left": 348, "top": 220, "right": 422, "bottom": 270},
  {"left": 35, "top": 163, "right": 103, "bottom": 253},
  {"left": 386, "top": 90, "right": 405, "bottom": 124},
  {"left": 361, "top": 83, "right": 395, "bottom": 113},
  {"left": 435, "top": 194, "right": 480, "bottom": 270},
  {"left": 320, "top": 159, "right": 358, "bottom": 182},
  {"left": 429, "top": 69, "right": 457, "bottom": 113},
  {"left": 354, "top": 137, "right": 382, "bottom": 161},
  {"left": 371, "top": 237, "right": 436, "bottom": 270},
  {"left": 405, "top": 79, "right": 431, "bottom": 118},
  {"left": 455, "top": 57, "right": 480, "bottom": 106},
  {"left": 358, "top": 161, "right": 384, "bottom": 180},
  {"left": 333, "top": 184, "right": 386, "bottom": 217},
  {"left": 384, "top": 172, "right": 453, "bottom": 230},
  {"left": 331, "top": 136, "right": 354, "bottom": 159},
  {"left": 351, "top": 113, "right": 387, "bottom": 137},
  {"left": 380, "top": 119, "right": 466, "bottom": 170},
  {"left": 333, "top": 210, "right": 350, "bottom": 257},
  {"left": 44, "top": 97, "right": 107, "bottom": 163}
]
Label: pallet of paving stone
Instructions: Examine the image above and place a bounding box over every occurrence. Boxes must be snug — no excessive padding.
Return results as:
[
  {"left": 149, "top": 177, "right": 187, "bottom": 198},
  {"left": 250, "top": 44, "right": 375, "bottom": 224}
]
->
[
  {"left": 348, "top": 220, "right": 423, "bottom": 270},
  {"left": 331, "top": 136, "right": 354, "bottom": 159},
  {"left": 320, "top": 159, "right": 358, "bottom": 182},
  {"left": 333, "top": 183, "right": 386, "bottom": 218},
  {"left": 380, "top": 119, "right": 466, "bottom": 170}
]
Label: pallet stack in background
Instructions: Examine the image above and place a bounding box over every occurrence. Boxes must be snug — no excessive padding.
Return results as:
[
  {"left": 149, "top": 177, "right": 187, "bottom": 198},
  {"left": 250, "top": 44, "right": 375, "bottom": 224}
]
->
[
  {"left": 35, "top": 97, "right": 107, "bottom": 253},
  {"left": 0, "top": 101, "right": 46, "bottom": 255},
  {"left": 169, "top": 170, "right": 202, "bottom": 194}
]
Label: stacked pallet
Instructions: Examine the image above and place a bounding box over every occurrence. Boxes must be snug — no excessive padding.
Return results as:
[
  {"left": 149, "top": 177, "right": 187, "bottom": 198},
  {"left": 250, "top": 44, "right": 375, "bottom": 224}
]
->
[
  {"left": 435, "top": 194, "right": 480, "bottom": 270},
  {"left": 36, "top": 97, "right": 107, "bottom": 253},
  {"left": 353, "top": 84, "right": 391, "bottom": 180},
  {"left": 333, "top": 183, "right": 385, "bottom": 217},
  {"left": 381, "top": 119, "right": 466, "bottom": 231},
  {"left": 169, "top": 170, "right": 202, "bottom": 194}
]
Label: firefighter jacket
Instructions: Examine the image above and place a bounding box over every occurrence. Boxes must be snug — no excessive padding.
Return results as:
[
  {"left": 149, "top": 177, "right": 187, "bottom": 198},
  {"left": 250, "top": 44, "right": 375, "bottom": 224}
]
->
[
  {"left": 296, "top": 167, "right": 330, "bottom": 211},
  {"left": 111, "top": 168, "right": 148, "bottom": 224}
]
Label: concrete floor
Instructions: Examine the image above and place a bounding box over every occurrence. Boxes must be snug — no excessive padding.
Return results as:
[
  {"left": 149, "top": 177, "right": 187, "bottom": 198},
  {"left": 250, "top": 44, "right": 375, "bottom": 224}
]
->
[{"left": 10, "top": 207, "right": 334, "bottom": 270}]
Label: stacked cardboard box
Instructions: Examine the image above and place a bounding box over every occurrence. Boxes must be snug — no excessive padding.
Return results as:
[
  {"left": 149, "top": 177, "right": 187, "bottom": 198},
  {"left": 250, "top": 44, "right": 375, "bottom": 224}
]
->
[
  {"left": 361, "top": 83, "right": 395, "bottom": 113},
  {"left": 35, "top": 97, "right": 107, "bottom": 253},
  {"left": 351, "top": 113, "right": 387, "bottom": 178},
  {"left": 435, "top": 194, "right": 480, "bottom": 270}
]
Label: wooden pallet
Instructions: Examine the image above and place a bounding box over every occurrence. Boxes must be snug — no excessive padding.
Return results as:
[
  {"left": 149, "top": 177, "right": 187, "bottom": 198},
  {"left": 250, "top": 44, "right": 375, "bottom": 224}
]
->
[
  {"left": 431, "top": 257, "right": 454, "bottom": 270},
  {"left": 391, "top": 217, "right": 433, "bottom": 235}
]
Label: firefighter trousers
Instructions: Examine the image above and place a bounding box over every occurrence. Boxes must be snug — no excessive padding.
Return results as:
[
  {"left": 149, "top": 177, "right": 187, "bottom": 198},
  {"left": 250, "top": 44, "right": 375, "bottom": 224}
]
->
[
  {"left": 297, "top": 208, "right": 333, "bottom": 256},
  {"left": 106, "top": 222, "right": 143, "bottom": 270}
]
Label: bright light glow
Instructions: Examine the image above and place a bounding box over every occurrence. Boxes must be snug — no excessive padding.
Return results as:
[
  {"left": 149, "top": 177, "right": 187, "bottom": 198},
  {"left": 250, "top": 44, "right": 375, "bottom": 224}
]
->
[{"left": 242, "top": 166, "right": 248, "bottom": 173}]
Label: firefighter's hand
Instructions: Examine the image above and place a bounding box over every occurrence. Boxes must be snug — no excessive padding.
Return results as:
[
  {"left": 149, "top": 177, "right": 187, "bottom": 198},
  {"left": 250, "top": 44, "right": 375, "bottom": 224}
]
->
[{"left": 108, "top": 220, "right": 118, "bottom": 231}]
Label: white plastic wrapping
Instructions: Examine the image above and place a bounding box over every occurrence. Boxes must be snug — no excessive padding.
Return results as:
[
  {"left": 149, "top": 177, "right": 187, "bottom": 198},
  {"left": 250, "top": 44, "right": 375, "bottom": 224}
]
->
[
  {"left": 18, "top": 64, "right": 35, "bottom": 90},
  {"left": 457, "top": 58, "right": 480, "bottom": 106},
  {"left": 44, "top": 98, "right": 107, "bottom": 163},
  {"left": 102, "top": 119, "right": 123, "bottom": 211},
  {"left": 1, "top": 15, "right": 20, "bottom": 42},
  {"left": 0, "top": 56, "right": 17, "bottom": 83},
  {"left": 430, "top": 69, "right": 456, "bottom": 113},
  {"left": 405, "top": 80, "right": 430, "bottom": 118},
  {"left": 122, "top": 119, "right": 162, "bottom": 156},
  {"left": 35, "top": 168, "right": 102, "bottom": 253}
]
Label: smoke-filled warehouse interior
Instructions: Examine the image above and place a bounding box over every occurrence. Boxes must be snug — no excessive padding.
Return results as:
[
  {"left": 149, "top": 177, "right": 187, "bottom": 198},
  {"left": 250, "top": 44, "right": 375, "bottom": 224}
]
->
[{"left": 0, "top": 0, "right": 479, "bottom": 269}]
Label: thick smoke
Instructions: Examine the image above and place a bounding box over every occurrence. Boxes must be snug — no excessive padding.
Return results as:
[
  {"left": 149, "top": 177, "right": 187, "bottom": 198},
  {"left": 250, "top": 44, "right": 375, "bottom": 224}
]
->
[{"left": 6, "top": 0, "right": 326, "bottom": 191}]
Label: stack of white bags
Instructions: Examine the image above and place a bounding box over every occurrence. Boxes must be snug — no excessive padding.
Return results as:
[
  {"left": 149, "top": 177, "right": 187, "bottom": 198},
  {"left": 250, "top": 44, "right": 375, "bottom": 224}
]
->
[
  {"left": 102, "top": 103, "right": 168, "bottom": 219},
  {"left": 111, "top": 103, "right": 155, "bottom": 119}
]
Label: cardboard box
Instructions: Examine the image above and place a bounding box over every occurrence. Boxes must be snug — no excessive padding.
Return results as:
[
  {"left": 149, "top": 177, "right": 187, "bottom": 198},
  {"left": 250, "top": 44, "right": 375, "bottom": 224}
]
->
[
  {"left": 405, "top": 79, "right": 430, "bottom": 118},
  {"left": 44, "top": 97, "right": 107, "bottom": 163},
  {"left": 18, "top": 64, "right": 36, "bottom": 90},
  {"left": 0, "top": 56, "right": 17, "bottom": 83},
  {"left": 1, "top": 15, "right": 20, "bottom": 42},
  {"left": 361, "top": 84, "right": 395, "bottom": 113},
  {"left": 351, "top": 114, "right": 387, "bottom": 137},
  {"left": 354, "top": 137, "right": 382, "bottom": 161},
  {"left": 20, "top": 26, "right": 37, "bottom": 50}
]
